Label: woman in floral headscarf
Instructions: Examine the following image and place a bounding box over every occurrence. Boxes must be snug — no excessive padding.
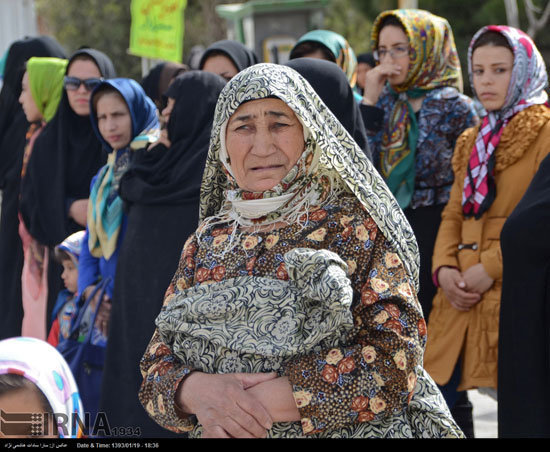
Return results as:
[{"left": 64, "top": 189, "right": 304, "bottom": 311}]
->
[
  {"left": 0, "top": 337, "right": 84, "bottom": 438},
  {"left": 364, "top": 9, "right": 478, "bottom": 324},
  {"left": 423, "top": 25, "right": 550, "bottom": 434},
  {"left": 138, "top": 63, "right": 462, "bottom": 438}
]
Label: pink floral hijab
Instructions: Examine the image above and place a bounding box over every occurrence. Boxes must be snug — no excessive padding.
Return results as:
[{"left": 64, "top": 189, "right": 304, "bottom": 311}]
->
[
  {"left": 0, "top": 337, "right": 84, "bottom": 438},
  {"left": 462, "top": 25, "right": 548, "bottom": 218}
]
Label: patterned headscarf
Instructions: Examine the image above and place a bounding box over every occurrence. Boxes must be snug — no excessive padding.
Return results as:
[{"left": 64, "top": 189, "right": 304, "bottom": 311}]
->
[
  {"left": 371, "top": 9, "right": 463, "bottom": 209},
  {"left": 55, "top": 230, "right": 85, "bottom": 267},
  {"left": 26, "top": 57, "right": 68, "bottom": 122},
  {"left": 291, "top": 30, "right": 358, "bottom": 88},
  {"left": 462, "top": 25, "right": 549, "bottom": 218},
  {"left": 199, "top": 63, "right": 420, "bottom": 291},
  {"left": 0, "top": 337, "right": 84, "bottom": 438},
  {"left": 88, "top": 78, "right": 159, "bottom": 259}
]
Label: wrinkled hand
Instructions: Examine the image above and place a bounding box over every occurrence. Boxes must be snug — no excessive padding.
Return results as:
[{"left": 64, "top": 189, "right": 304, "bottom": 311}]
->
[
  {"left": 245, "top": 376, "right": 300, "bottom": 423},
  {"left": 438, "top": 267, "right": 481, "bottom": 312},
  {"left": 176, "top": 372, "right": 277, "bottom": 438},
  {"left": 462, "top": 263, "right": 494, "bottom": 295},
  {"left": 362, "top": 62, "right": 403, "bottom": 106},
  {"left": 69, "top": 199, "right": 89, "bottom": 227}
]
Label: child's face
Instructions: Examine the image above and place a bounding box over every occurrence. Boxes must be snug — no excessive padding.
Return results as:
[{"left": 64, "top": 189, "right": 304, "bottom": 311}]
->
[
  {"left": 0, "top": 386, "right": 57, "bottom": 438},
  {"left": 61, "top": 259, "right": 78, "bottom": 294}
]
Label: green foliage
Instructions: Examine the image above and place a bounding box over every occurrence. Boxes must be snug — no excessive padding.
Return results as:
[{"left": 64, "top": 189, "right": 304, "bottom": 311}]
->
[
  {"left": 35, "top": 0, "right": 233, "bottom": 79},
  {"left": 33, "top": 0, "right": 550, "bottom": 88},
  {"left": 326, "top": 0, "right": 550, "bottom": 95},
  {"left": 36, "top": 0, "right": 140, "bottom": 79},
  {"left": 324, "top": 0, "right": 374, "bottom": 54}
]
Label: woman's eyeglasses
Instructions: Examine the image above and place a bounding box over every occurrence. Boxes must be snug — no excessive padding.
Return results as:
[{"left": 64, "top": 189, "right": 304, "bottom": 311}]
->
[
  {"left": 373, "top": 46, "right": 409, "bottom": 62},
  {"left": 64, "top": 76, "right": 104, "bottom": 92}
]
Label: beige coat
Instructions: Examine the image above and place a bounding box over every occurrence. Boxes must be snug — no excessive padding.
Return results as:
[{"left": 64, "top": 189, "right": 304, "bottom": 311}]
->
[{"left": 424, "top": 105, "right": 550, "bottom": 391}]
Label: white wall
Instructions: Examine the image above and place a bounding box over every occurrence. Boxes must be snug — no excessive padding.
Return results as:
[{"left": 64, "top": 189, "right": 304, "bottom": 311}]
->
[{"left": 0, "top": 0, "right": 38, "bottom": 56}]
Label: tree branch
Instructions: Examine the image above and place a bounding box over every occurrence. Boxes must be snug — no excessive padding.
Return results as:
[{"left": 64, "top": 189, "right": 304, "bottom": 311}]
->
[{"left": 524, "top": 0, "right": 550, "bottom": 37}]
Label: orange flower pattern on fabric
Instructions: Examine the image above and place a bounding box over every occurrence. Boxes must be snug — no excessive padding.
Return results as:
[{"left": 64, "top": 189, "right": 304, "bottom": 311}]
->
[{"left": 139, "top": 196, "right": 460, "bottom": 437}]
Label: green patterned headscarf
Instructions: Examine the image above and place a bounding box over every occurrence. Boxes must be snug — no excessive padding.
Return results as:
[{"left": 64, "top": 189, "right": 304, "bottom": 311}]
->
[
  {"left": 26, "top": 57, "right": 68, "bottom": 122},
  {"left": 292, "top": 29, "right": 358, "bottom": 88},
  {"left": 371, "top": 9, "right": 463, "bottom": 208},
  {"left": 199, "top": 63, "right": 420, "bottom": 291}
]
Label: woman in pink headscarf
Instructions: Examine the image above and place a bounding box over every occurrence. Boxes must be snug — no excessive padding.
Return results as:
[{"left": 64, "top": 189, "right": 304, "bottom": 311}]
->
[{"left": 424, "top": 25, "right": 550, "bottom": 435}]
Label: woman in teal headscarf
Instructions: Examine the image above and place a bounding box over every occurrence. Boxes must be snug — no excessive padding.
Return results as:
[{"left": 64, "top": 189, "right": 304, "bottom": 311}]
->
[
  {"left": 0, "top": 48, "right": 8, "bottom": 87},
  {"left": 17, "top": 57, "right": 68, "bottom": 340},
  {"left": 290, "top": 29, "right": 359, "bottom": 92}
]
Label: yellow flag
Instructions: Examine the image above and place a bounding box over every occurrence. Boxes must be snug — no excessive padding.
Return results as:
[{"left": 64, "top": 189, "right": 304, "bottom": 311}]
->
[{"left": 129, "top": 0, "right": 187, "bottom": 62}]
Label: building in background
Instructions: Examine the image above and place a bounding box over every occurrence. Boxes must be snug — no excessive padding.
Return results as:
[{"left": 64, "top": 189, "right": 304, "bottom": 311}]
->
[
  {"left": 0, "top": 0, "right": 38, "bottom": 58},
  {"left": 216, "top": 0, "right": 329, "bottom": 64}
]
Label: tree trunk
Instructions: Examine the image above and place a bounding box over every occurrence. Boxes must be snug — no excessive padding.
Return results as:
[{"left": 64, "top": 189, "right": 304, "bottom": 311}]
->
[{"left": 504, "top": 0, "right": 520, "bottom": 28}]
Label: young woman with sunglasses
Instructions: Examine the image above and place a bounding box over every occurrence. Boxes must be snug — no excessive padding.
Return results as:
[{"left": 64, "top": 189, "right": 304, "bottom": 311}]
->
[{"left": 19, "top": 48, "right": 116, "bottom": 336}]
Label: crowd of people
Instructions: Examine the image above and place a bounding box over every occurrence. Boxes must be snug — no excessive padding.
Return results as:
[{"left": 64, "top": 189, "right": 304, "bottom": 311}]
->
[{"left": 0, "top": 7, "right": 549, "bottom": 439}]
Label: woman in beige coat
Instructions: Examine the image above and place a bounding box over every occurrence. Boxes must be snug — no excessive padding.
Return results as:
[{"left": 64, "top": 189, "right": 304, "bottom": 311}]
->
[{"left": 424, "top": 25, "right": 550, "bottom": 431}]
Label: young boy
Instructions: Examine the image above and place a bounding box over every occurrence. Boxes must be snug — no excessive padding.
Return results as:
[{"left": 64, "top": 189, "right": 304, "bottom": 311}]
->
[{"left": 47, "top": 231, "right": 85, "bottom": 348}]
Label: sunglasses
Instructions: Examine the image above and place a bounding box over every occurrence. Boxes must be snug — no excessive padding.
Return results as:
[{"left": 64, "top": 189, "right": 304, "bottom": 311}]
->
[{"left": 64, "top": 76, "right": 104, "bottom": 92}]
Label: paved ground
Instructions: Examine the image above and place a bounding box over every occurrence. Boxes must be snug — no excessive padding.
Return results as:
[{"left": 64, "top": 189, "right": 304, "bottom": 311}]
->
[{"left": 469, "top": 389, "right": 498, "bottom": 438}]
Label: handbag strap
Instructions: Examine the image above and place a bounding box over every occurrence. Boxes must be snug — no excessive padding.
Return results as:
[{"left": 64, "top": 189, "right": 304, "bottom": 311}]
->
[{"left": 69, "top": 277, "right": 112, "bottom": 344}]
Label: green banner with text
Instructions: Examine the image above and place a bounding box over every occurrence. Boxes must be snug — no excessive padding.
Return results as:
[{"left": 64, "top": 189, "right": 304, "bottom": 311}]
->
[{"left": 129, "top": 0, "right": 187, "bottom": 62}]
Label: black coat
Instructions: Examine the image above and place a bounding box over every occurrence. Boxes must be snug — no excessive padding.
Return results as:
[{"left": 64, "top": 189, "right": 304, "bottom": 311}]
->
[
  {"left": 20, "top": 48, "right": 116, "bottom": 247},
  {"left": 0, "top": 36, "right": 66, "bottom": 340},
  {"left": 99, "top": 71, "right": 226, "bottom": 437},
  {"left": 16, "top": 48, "right": 116, "bottom": 335},
  {"left": 498, "top": 153, "right": 550, "bottom": 438},
  {"left": 285, "top": 58, "right": 372, "bottom": 161}
]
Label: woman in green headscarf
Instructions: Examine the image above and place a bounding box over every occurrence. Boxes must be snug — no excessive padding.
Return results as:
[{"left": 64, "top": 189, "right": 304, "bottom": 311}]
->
[{"left": 18, "top": 56, "right": 68, "bottom": 340}]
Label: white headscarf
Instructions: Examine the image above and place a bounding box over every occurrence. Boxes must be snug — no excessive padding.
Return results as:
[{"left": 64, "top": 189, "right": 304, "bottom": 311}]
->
[{"left": 0, "top": 337, "right": 84, "bottom": 438}]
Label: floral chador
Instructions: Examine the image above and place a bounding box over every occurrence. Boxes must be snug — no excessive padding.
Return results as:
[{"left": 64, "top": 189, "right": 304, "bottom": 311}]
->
[
  {"left": 139, "top": 63, "right": 462, "bottom": 438},
  {"left": 140, "top": 197, "right": 461, "bottom": 438}
]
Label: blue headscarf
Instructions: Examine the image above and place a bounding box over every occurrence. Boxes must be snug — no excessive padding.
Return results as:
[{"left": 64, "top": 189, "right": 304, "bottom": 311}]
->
[
  {"left": 87, "top": 78, "right": 159, "bottom": 259},
  {"left": 90, "top": 78, "right": 159, "bottom": 152}
]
